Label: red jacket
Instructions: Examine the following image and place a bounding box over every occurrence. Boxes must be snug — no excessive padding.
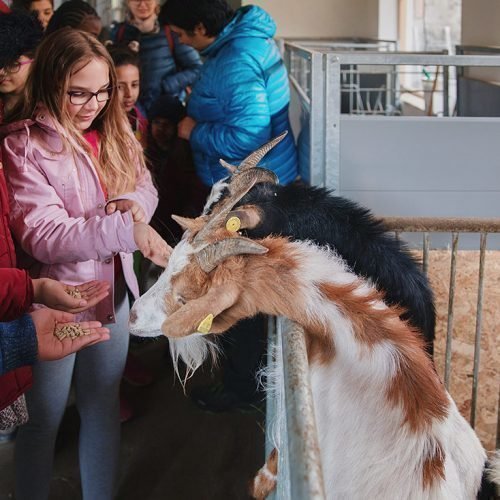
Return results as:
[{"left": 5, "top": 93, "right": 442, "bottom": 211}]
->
[{"left": 0, "top": 153, "right": 34, "bottom": 411}]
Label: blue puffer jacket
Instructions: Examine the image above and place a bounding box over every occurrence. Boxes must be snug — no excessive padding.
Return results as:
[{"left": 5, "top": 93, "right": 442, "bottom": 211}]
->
[
  {"left": 110, "top": 22, "right": 202, "bottom": 115},
  {"left": 188, "top": 6, "right": 298, "bottom": 186}
]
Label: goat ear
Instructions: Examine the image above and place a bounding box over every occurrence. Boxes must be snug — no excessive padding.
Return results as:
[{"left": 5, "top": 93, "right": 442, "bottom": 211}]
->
[
  {"left": 225, "top": 206, "right": 262, "bottom": 231},
  {"left": 172, "top": 214, "right": 206, "bottom": 233},
  {"left": 161, "top": 282, "right": 241, "bottom": 338}
]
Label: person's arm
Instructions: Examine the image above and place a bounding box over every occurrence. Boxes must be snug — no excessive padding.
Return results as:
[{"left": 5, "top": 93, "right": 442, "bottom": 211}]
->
[
  {"left": 161, "top": 34, "right": 202, "bottom": 96},
  {"left": 0, "top": 314, "right": 37, "bottom": 376},
  {"left": 0, "top": 310, "right": 110, "bottom": 375},
  {"left": 189, "top": 56, "right": 272, "bottom": 160},
  {"left": 0, "top": 268, "right": 33, "bottom": 320},
  {"left": 2, "top": 138, "right": 139, "bottom": 264}
]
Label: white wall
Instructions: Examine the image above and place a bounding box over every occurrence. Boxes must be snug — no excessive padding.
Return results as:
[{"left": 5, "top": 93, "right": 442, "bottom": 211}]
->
[{"left": 243, "top": 0, "right": 379, "bottom": 38}]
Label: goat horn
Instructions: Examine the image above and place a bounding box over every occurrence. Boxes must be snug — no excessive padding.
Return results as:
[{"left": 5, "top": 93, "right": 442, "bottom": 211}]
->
[
  {"left": 196, "top": 238, "right": 268, "bottom": 273},
  {"left": 238, "top": 131, "right": 288, "bottom": 170},
  {"left": 193, "top": 178, "right": 259, "bottom": 246},
  {"left": 219, "top": 159, "right": 238, "bottom": 174}
]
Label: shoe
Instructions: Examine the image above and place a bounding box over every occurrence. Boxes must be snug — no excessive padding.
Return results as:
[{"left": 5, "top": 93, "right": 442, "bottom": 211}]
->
[
  {"left": 122, "top": 352, "right": 154, "bottom": 387},
  {"left": 119, "top": 395, "right": 135, "bottom": 423},
  {"left": 190, "top": 382, "right": 264, "bottom": 414}
]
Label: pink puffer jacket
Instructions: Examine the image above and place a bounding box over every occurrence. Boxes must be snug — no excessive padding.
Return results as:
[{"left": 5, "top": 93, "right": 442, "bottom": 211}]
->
[{"left": 0, "top": 108, "right": 158, "bottom": 324}]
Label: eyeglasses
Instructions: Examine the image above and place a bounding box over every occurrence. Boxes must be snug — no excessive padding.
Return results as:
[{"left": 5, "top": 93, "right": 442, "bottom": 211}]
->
[
  {"left": 67, "top": 88, "right": 113, "bottom": 105},
  {"left": 129, "top": 0, "right": 156, "bottom": 4},
  {"left": 1, "top": 59, "right": 33, "bottom": 75}
]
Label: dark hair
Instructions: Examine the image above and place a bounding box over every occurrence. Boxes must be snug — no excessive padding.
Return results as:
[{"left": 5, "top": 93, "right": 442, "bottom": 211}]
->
[
  {"left": 12, "top": 0, "right": 53, "bottom": 10},
  {"left": 108, "top": 44, "right": 140, "bottom": 69},
  {"left": 160, "top": 0, "right": 234, "bottom": 37},
  {"left": 45, "top": 0, "right": 98, "bottom": 35},
  {"left": 0, "top": 11, "right": 43, "bottom": 68}
]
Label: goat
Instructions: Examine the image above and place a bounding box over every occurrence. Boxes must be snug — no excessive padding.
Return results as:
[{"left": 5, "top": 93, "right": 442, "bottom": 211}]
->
[
  {"left": 128, "top": 136, "right": 498, "bottom": 498},
  {"left": 130, "top": 225, "right": 496, "bottom": 498}
]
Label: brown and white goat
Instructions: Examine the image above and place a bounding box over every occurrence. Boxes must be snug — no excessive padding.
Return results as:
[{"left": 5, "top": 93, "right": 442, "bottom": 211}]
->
[{"left": 130, "top": 225, "right": 496, "bottom": 498}]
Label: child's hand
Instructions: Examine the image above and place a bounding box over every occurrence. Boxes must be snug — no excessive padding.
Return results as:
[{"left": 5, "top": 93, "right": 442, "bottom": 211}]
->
[
  {"left": 133, "top": 223, "right": 172, "bottom": 268},
  {"left": 33, "top": 279, "right": 110, "bottom": 313},
  {"left": 106, "top": 200, "right": 146, "bottom": 223},
  {"left": 31, "top": 308, "right": 110, "bottom": 361}
]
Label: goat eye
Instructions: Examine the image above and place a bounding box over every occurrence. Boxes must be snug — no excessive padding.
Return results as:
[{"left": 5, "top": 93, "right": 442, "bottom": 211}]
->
[{"left": 177, "top": 295, "right": 186, "bottom": 305}]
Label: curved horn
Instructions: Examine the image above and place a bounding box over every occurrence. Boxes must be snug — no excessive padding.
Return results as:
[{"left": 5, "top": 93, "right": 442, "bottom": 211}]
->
[
  {"left": 219, "top": 159, "right": 238, "bottom": 174},
  {"left": 196, "top": 238, "right": 268, "bottom": 273},
  {"left": 193, "top": 177, "right": 259, "bottom": 246},
  {"left": 238, "top": 131, "right": 288, "bottom": 170}
]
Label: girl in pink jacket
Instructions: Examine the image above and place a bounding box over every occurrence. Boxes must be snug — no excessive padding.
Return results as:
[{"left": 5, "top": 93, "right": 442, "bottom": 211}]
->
[{"left": 1, "top": 28, "right": 168, "bottom": 500}]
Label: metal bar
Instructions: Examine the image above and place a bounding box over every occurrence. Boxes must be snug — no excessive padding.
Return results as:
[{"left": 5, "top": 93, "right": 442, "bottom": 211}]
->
[
  {"left": 382, "top": 217, "right": 500, "bottom": 233},
  {"left": 470, "top": 233, "right": 488, "bottom": 427},
  {"left": 422, "top": 232, "right": 430, "bottom": 275},
  {"left": 444, "top": 233, "right": 459, "bottom": 389},
  {"left": 289, "top": 74, "right": 311, "bottom": 109},
  {"left": 281, "top": 319, "right": 326, "bottom": 500}
]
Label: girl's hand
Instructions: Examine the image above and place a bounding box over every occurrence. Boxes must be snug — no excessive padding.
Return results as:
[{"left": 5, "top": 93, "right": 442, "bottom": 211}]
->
[
  {"left": 33, "top": 279, "right": 110, "bottom": 313},
  {"left": 106, "top": 200, "right": 147, "bottom": 223},
  {"left": 133, "top": 223, "right": 172, "bottom": 268},
  {"left": 31, "top": 308, "right": 110, "bottom": 361}
]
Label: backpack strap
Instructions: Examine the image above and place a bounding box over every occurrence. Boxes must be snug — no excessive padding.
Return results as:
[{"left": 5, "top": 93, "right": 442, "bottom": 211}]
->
[
  {"left": 164, "top": 25, "right": 175, "bottom": 55},
  {"left": 117, "top": 23, "right": 126, "bottom": 43}
]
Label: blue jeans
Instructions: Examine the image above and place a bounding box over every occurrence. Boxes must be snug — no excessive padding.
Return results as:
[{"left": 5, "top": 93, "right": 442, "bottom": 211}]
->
[{"left": 15, "top": 277, "right": 130, "bottom": 500}]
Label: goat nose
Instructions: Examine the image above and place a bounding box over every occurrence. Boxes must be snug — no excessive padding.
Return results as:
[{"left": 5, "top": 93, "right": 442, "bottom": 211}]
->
[{"left": 129, "top": 309, "right": 138, "bottom": 325}]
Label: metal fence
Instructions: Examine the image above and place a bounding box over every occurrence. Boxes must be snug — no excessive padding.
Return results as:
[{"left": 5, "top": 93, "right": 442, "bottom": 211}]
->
[{"left": 266, "top": 217, "right": 500, "bottom": 497}]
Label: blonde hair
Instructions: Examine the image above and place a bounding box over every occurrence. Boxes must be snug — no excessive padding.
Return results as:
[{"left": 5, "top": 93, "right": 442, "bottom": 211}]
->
[{"left": 18, "top": 27, "right": 144, "bottom": 196}]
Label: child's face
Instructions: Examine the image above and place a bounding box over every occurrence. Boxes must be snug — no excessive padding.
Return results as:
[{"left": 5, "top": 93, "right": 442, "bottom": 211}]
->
[
  {"left": 29, "top": 0, "right": 53, "bottom": 30},
  {"left": 116, "top": 64, "right": 140, "bottom": 113},
  {"left": 151, "top": 117, "right": 176, "bottom": 147},
  {"left": 0, "top": 55, "right": 33, "bottom": 96},
  {"left": 66, "top": 58, "right": 110, "bottom": 131}
]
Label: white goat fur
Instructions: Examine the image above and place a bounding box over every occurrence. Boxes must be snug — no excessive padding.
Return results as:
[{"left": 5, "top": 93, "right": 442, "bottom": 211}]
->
[{"left": 130, "top": 238, "right": 490, "bottom": 499}]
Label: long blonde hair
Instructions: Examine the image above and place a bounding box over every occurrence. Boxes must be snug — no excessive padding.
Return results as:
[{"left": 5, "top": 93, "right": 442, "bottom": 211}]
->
[{"left": 18, "top": 28, "right": 144, "bottom": 196}]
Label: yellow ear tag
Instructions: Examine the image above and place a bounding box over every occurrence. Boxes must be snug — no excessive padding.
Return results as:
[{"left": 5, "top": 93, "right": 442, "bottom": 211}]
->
[
  {"left": 197, "top": 314, "right": 214, "bottom": 334},
  {"left": 225, "top": 216, "right": 241, "bottom": 233}
]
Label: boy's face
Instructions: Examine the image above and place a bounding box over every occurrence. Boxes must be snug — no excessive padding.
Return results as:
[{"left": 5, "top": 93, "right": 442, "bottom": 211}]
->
[
  {"left": 151, "top": 117, "right": 176, "bottom": 148},
  {"left": 116, "top": 64, "right": 140, "bottom": 113}
]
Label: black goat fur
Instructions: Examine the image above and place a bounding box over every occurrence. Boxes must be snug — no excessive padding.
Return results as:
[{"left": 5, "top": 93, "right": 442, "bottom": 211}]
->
[{"left": 215, "top": 182, "right": 436, "bottom": 354}]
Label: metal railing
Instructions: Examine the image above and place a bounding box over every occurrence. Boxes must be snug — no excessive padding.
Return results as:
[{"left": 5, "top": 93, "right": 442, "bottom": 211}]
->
[{"left": 265, "top": 216, "right": 500, "bottom": 497}]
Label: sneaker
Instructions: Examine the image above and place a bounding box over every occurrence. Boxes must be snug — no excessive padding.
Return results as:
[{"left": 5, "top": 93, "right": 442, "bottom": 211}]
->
[
  {"left": 190, "top": 382, "right": 264, "bottom": 414},
  {"left": 122, "top": 352, "right": 154, "bottom": 387}
]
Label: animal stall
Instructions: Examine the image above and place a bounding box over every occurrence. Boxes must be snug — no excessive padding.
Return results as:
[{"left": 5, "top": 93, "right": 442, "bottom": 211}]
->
[{"left": 259, "top": 41, "right": 500, "bottom": 497}]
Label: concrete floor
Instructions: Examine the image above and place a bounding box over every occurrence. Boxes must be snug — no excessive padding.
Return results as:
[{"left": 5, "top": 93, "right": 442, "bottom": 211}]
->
[{"left": 0, "top": 338, "right": 265, "bottom": 500}]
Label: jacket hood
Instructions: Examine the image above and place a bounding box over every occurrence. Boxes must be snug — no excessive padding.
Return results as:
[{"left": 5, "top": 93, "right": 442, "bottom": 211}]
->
[
  {"left": 0, "top": 106, "right": 68, "bottom": 147},
  {"left": 202, "top": 5, "right": 276, "bottom": 57}
]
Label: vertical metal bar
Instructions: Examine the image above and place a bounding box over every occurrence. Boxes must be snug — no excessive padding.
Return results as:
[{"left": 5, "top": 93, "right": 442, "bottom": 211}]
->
[
  {"left": 443, "top": 65, "right": 450, "bottom": 116},
  {"left": 281, "top": 319, "right": 326, "bottom": 500},
  {"left": 470, "top": 233, "right": 487, "bottom": 427},
  {"left": 309, "top": 52, "right": 326, "bottom": 187},
  {"left": 444, "top": 232, "right": 459, "bottom": 389},
  {"left": 496, "top": 386, "right": 500, "bottom": 450},
  {"left": 324, "top": 54, "right": 341, "bottom": 190},
  {"left": 422, "top": 232, "right": 430, "bottom": 275}
]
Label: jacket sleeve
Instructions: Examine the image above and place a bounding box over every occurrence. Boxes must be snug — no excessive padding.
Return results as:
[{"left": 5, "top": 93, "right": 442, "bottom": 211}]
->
[
  {"left": 0, "top": 314, "right": 37, "bottom": 376},
  {"left": 0, "top": 268, "right": 33, "bottom": 320},
  {"left": 2, "top": 137, "right": 139, "bottom": 264},
  {"left": 107, "top": 160, "right": 158, "bottom": 223},
  {"left": 189, "top": 55, "right": 272, "bottom": 161},
  {"left": 161, "top": 36, "right": 202, "bottom": 96}
]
